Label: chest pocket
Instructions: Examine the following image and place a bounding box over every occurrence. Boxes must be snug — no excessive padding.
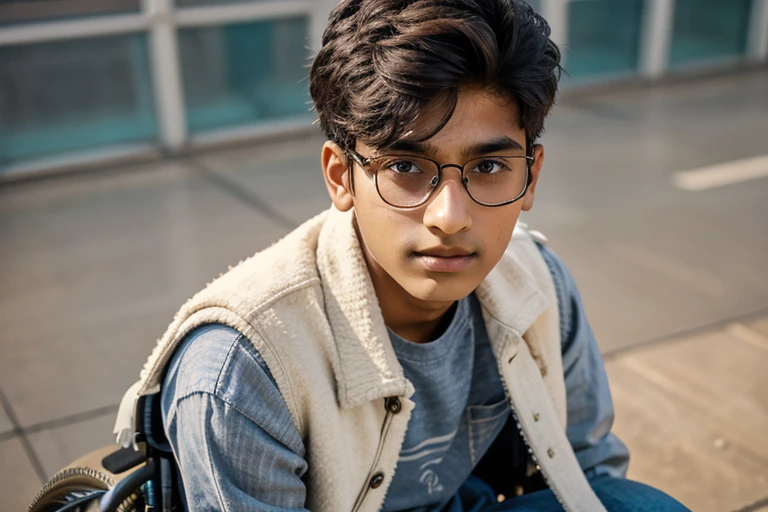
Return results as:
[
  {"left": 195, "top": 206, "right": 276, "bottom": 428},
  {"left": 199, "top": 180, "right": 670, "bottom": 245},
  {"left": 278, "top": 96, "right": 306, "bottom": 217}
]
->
[{"left": 467, "top": 399, "right": 511, "bottom": 466}]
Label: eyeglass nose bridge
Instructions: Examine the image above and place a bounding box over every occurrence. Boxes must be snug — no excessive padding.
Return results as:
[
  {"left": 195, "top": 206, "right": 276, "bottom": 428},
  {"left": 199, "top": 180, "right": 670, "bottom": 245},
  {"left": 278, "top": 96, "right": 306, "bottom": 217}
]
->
[{"left": 429, "top": 163, "right": 469, "bottom": 189}]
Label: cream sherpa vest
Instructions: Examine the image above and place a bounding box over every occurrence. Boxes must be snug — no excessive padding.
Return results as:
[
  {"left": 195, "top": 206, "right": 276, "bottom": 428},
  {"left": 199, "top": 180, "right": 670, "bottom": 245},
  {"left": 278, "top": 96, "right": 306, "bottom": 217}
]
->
[{"left": 115, "top": 207, "right": 606, "bottom": 512}]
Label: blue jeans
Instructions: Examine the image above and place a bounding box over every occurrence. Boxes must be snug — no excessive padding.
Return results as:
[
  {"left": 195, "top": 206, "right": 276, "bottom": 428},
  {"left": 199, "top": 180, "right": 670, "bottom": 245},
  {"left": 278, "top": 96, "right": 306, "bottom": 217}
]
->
[{"left": 447, "top": 475, "right": 690, "bottom": 512}]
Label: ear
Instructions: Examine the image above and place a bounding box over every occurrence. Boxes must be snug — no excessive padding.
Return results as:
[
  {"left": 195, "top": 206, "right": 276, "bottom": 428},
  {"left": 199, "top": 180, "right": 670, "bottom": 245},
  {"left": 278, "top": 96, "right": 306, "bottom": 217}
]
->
[
  {"left": 321, "top": 141, "right": 354, "bottom": 212},
  {"left": 521, "top": 144, "right": 544, "bottom": 212}
]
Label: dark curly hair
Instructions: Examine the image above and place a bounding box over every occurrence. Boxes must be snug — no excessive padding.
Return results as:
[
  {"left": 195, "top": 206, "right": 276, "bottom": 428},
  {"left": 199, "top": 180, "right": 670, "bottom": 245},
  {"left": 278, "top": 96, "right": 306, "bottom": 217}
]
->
[{"left": 309, "top": 0, "right": 562, "bottom": 153}]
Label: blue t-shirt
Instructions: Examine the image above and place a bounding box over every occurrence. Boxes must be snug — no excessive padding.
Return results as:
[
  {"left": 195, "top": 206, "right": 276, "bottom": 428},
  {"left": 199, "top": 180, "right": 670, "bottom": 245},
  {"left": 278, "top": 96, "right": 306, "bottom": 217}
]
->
[{"left": 383, "top": 294, "right": 509, "bottom": 511}]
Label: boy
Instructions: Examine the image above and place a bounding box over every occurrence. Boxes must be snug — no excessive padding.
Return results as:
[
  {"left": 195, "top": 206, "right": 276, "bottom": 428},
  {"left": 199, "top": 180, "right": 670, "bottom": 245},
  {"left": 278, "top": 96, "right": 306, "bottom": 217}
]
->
[{"left": 131, "top": 1, "right": 689, "bottom": 510}]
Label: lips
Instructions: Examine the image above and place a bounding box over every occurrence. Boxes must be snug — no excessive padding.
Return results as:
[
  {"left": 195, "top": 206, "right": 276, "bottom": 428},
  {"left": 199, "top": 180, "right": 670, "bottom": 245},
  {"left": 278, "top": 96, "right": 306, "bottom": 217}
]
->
[
  {"left": 415, "top": 247, "right": 475, "bottom": 258},
  {"left": 413, "top": 247, "right": 477, "bottom": 272}
]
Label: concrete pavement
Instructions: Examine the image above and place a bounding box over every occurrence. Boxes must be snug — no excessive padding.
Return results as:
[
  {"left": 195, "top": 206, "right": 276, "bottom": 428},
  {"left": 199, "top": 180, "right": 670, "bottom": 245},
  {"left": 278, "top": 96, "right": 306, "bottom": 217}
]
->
[
  {"left": 2, "top": 69, "right": 767, "bottom": 511},
  {"left": 606, "top": 313, "right": 768, "bottom": 512}
]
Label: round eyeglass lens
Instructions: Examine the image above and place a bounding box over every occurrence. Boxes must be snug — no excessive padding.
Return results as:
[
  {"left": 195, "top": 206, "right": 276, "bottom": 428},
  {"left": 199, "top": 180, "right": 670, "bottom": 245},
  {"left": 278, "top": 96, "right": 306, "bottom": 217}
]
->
[
  {"left": 462, "top": 156, "right": 529, "bottom": 205},
  {"left": 375, "top": 156, "right": 440, "bottom": 207}
]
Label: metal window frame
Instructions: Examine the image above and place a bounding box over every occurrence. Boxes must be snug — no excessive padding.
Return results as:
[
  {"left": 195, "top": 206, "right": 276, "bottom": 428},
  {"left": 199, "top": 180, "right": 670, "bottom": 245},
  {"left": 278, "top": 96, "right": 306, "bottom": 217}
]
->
[
  {"left": 144, "top": 0, "right": 186, "bottom": 150},
  {"left": 541, "top": 0, "right": 569, "bottom": 67},
  {"left": 2, "top": 0, "right": 766, "bottom": 176},
  {"left": 0, "top": 0, "right": 316, "bottom": 174},
  {"left": 639, "top": 0, "right": 675, "bottom": 78},
  {"left": 175, "top": 0, "right": 313, "bottom": 27},
  {"left": 310, "top": 0, "right": 339, "bottom": 53},
  {"left": 540, "top": 0, "right": 767, "bottom": 83},
  {"left": 749, "top": 0, "right": 768, "bottom": 61},
  {"left": 0, "top": 14, "right": 148, "bottom": 46},
  {"left": 0, "top": 144, "right": 161, "bottom": 181}
]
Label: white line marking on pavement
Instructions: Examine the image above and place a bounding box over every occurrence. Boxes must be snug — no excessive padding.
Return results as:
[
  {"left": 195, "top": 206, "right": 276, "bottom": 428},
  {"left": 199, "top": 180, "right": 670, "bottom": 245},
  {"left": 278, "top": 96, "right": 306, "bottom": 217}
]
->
[
  {"left": 673, "top": 155, "right": 768, "bottom": 191},
  {"left": 725, "top": 322, "right": 768, "bottom": 351}
]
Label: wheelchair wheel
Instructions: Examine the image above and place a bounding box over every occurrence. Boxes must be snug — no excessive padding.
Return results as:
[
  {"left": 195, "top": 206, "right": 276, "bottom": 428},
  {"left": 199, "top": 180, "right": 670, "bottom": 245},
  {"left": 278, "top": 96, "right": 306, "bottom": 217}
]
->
[{"left": 29, "top": 446, "right": 145, "bottom": 512}]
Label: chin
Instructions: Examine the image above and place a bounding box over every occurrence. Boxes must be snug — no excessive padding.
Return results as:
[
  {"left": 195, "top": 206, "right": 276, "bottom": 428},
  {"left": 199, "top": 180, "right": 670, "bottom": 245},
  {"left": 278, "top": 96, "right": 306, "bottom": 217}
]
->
[{"left": 403, "top": 275, "right": 479, "bottom": 304}]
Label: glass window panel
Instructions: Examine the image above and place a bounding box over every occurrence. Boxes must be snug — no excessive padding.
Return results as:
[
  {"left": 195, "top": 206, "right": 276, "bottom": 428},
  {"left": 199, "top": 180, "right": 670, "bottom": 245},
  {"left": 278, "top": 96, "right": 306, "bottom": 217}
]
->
[
  {"left": 0, "top": 34, "right": 158, "bottom": 167},
  {"left": 670, "top": 0, "right": 752, "bottom": 65},
  {"left": 0, "top": 0, "right": 139, "bottom": 27},
  {"left": 178, "top": 17, "right": 312, "bottom": 134},
  {"left": 525, "top": 0, "right": 542, "bottom": 13},
  {"left": 565, "top": 0, "right": 645, "bottom": 79},
  {"left": 176, "top": 0, "right": 271, "bottom": 6}
]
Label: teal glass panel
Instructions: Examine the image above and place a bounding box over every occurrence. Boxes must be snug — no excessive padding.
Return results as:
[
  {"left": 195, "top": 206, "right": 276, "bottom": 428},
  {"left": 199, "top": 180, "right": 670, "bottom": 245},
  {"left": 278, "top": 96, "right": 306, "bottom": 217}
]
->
[
  {"left": 0, "top": 1, "right": 140, "bottom": 27},
  {"left": 0, "top": 34, "right": 158, "bottom": 167},
  {"left": 670, "top": 0, "right": 752, "bottom": 65},
  {"left": 566, "top": 0, "right": 645, "bottom": 79},
  {"left": 179, "top": 17, "right": 311, "bottom": 134},
  {"left": 526, "top": 0, "right": 542, "bottom": 13},
  {"left": 176, "top": 0, "right": 270, "bottom": 6}
]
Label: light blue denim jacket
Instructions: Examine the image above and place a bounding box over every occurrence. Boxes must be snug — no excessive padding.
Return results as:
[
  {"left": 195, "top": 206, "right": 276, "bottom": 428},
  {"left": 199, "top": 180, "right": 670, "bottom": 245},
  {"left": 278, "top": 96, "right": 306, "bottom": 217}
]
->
[{"left": 160, "top": 244, "right": 630, "bottom": 511}]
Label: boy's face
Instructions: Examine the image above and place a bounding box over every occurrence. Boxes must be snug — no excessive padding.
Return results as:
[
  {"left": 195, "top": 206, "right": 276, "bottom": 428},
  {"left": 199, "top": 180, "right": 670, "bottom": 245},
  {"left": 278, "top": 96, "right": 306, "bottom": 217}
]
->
[{"left": 323, "top": 87, "right": 544, "bottom": 311}]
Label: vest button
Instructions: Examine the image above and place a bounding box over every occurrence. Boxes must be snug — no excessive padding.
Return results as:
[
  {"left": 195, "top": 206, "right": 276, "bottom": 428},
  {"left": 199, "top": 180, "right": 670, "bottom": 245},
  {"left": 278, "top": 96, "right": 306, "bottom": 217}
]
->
[
  {"left": 385, "top": 397, "right": 402, "bottom": 414},
  {"left": 369, "top": 472, "right": 385, "bottom": 489}
]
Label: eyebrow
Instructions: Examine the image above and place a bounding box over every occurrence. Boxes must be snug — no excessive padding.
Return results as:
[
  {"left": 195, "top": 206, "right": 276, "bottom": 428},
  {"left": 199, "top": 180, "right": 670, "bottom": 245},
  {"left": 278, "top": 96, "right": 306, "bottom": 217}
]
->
[
  {"left": 384, "top": 136, "right": 525, "bottom": 157},
  {"left": 465, "top": 136, "right": 525, "bottom": 155},
  {"left": 385, "top": 140, "right": 438, "bottom": 154}
]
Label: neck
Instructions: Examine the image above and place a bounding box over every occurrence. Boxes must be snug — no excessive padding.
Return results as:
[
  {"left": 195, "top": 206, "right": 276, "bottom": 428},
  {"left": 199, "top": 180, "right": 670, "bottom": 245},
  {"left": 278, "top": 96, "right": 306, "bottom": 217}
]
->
[
  {"left": 382, "top": 291, "right": 458, "bottom": 343},
  {"left": 356, "top": 236, "right": 457, "bottom": 344}
]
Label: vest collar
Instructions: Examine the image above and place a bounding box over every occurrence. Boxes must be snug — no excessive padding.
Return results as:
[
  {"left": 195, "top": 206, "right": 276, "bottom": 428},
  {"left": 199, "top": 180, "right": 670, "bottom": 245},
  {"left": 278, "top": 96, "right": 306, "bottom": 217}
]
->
[
  {"left": 316, "top": 207, "right": 548, "bottom": 409},
  {"left": 475, "top": 234, "right": 549, "bottom": 339}
]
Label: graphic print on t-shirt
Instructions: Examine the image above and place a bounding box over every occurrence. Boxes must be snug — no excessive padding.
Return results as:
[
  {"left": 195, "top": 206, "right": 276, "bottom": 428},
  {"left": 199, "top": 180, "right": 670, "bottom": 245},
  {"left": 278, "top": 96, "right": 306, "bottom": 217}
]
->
[
  {"left": 398, "top": 429, "right": 459, "bottom": 494},
  {"left": 381, "top": 295, "right": 510, "bottom": 512}
]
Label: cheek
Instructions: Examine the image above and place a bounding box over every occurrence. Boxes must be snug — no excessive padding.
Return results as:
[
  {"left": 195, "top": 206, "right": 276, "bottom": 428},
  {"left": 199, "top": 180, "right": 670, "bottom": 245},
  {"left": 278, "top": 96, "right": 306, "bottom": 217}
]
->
[
  {"left": 355, "top": 205, "right": 418, "bottom": 262},
  {"left": 479, "top": 208, "right": 521, "bottom": 259}
]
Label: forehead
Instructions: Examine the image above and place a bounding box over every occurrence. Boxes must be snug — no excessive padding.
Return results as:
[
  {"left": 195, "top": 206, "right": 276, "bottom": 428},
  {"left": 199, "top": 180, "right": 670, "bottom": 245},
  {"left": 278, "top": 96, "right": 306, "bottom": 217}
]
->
[{"left": 366, "top": 87, "right": 526, "bottom": 158}]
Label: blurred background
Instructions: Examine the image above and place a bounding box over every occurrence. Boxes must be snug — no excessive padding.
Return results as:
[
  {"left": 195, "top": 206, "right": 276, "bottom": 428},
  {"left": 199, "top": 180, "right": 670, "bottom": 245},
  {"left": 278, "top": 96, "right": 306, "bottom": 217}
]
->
[
  {"left": 1, "top": 0, "right": 767, "bottom": 511},
  {"left": 0, "top": 0, "right": 766, "bottom": 174}
]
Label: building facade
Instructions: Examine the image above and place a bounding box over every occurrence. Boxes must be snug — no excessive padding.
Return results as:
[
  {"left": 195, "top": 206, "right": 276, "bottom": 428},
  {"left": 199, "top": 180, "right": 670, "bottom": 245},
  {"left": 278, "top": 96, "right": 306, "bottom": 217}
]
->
[{"left": 1, "top": 0, "right": 767, "bottom": 178}]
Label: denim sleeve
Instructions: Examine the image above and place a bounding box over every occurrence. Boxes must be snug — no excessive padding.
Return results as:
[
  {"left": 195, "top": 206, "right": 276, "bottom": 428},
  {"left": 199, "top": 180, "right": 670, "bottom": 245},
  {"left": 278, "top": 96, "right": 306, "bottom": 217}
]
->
[
  {"left": 537, "top": 244, "right": 631, "bottom": 479},
  {"left": 161, "top": 324, "right": 309, "bottom": 511}
]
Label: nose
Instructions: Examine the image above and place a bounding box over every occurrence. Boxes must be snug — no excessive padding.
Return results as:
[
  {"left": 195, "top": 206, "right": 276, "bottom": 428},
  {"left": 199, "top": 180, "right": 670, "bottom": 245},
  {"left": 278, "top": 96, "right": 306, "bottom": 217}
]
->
[{"left": 422, "top": 169, "right": 473, "bottom": 235}]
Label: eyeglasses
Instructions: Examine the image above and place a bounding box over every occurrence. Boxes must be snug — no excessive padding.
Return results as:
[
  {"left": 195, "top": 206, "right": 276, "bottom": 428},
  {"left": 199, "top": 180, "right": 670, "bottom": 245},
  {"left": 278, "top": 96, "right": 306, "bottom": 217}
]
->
[{"left": 346, "top": 149, "right": 533, "bottom": 208}]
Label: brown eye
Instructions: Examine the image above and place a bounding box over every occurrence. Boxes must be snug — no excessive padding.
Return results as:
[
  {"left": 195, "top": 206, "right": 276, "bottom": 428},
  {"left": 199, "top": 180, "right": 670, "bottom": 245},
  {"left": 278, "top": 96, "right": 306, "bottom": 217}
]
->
[
  {"left": 387, "top": 160, "right": 421, "bottom": 174},
  {"left": 473, "top": 160, "right": 505, "bottom": 174}
]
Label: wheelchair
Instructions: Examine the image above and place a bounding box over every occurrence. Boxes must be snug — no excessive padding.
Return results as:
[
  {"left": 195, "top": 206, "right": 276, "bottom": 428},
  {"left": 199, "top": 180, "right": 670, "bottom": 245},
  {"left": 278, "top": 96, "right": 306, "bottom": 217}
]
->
[{"left": 29, "top": 392, "right": 181, "bottom": 512}]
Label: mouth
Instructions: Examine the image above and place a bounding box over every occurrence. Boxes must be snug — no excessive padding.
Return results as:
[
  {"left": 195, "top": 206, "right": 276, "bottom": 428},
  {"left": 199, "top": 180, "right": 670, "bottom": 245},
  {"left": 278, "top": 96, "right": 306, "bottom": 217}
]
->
[{"left": 412, "top": 248, "right": 477, "bottom": 273}]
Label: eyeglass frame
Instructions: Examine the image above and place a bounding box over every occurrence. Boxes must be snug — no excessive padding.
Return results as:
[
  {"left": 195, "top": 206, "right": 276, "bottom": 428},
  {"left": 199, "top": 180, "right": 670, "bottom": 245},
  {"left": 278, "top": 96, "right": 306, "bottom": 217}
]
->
[{"left": 345, "top": 148, "right": 535, "bottom": 208}]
